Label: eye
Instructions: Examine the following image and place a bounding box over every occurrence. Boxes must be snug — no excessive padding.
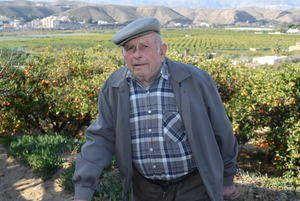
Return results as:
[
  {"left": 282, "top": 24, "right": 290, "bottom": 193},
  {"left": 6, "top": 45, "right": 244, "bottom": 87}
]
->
[
  {"left": 124, "top": 46, "right": 135, "bottom": 54},
  {"left": 125, "top": 46, "right": 133, "bottom": 51}
]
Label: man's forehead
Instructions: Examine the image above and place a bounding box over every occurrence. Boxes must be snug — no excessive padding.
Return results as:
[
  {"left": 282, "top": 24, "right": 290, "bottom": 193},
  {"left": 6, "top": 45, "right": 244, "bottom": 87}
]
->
[{"left": 124, "top": 33, "right": 156, "bottom": 46}]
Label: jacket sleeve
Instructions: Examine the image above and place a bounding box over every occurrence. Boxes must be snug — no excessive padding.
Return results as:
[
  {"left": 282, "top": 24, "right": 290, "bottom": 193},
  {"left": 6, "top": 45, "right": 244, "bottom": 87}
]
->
[
  {"left": 203, "top": 72, "right": 238, "bottom": 187},
  {"left": 73, "top": 81, "right": 115, "bottom": 201}
]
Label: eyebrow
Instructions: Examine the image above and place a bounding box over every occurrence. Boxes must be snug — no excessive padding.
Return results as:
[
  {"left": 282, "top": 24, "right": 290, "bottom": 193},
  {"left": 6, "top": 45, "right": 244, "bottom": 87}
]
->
[{"left": 124, "top": 40, "right": 151, "bottom": 49}]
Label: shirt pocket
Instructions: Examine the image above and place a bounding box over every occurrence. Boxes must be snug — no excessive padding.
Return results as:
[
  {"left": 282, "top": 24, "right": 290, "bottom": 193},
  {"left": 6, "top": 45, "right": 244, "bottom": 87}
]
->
[{"left": 162, "top": 111, "right": 186, "bottom": 143}]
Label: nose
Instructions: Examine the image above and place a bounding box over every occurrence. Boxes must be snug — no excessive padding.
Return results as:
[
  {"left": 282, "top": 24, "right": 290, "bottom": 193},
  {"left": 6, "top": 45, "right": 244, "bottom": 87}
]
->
[{"left": 132, "top": 48, "right": 142, "bottom": 58}]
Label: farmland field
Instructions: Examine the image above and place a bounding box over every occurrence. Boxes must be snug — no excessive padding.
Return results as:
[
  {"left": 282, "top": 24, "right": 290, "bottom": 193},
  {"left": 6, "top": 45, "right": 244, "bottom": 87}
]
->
[
  {"left": 1, "top": 28, "right": 299, "bottom": 56},
  {"left": 0, "top": 27, "right": 299, "bottom": 201}
]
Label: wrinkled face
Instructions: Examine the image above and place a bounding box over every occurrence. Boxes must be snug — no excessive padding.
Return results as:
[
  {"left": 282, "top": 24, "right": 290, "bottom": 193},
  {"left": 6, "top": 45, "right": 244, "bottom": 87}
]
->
[{"left": 122, "top": 32, "right": 167, "bottom": 85}]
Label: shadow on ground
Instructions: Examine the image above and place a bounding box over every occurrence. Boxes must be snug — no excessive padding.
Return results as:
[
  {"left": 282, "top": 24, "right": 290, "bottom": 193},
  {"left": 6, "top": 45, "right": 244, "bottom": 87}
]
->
[
  {"left": 1, "top": 144, "right": 299, "bottom": 201},
  {"left": 0, "top": 145, "right": 73, "bottom": 201}
]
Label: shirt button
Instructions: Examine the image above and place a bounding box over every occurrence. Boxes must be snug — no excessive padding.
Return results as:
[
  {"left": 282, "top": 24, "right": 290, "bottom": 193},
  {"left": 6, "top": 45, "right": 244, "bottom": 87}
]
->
[
  {"left": 153, "top": 165, "right": 156, "bottom": 169},
  {"left": 149, "top": 148, "right": 153, "bottom": 152},
  {"left": 148, "top": 129, "right": 152, "bottom": 132},
  {"left": 148, "top": 110, "right": 152, "bottom": 114}
]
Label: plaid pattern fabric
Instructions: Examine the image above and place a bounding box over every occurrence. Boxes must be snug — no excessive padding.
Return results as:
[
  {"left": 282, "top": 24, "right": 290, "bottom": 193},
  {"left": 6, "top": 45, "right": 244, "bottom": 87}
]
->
[{"left": 128, "top": 62, "right": 196, "bottom": 181}]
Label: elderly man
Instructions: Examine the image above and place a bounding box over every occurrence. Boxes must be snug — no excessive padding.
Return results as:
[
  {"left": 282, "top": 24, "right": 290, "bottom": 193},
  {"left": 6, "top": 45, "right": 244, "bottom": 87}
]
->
[{"left": 73, "top": 17, "right": 238, "bottom": 201}]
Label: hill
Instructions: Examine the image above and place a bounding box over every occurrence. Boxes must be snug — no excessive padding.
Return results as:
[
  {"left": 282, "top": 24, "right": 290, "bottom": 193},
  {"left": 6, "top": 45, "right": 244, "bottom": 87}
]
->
[
  {"left": 5, "top": 0, "right": 300, "bottom": 9},
  {"left": 176, "top": 8, "right": 258, "bottom": 25},
  {"left": 0, "top": 0, "right": 299, "bottom": 25}
]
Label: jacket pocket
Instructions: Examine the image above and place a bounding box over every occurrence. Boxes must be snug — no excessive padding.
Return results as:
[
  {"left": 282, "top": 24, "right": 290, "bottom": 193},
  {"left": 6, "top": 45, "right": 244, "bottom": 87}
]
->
[{"left": 163, "top": 111, "right": 186, "bottom": 143}]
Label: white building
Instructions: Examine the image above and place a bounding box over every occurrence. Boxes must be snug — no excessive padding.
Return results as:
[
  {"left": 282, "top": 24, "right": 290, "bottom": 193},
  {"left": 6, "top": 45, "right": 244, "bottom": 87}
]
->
[
  {"left": 199, "top": 22, "right": 210, "bottom": 27},
  {"left": 287, "top": 28, "right": 300, "bottom": 34},
  {"left": 58, "top": 16, "right": 71, "bottom": 22},
  {"left": 30, "top": 19, "right": 42, "bottom": 28},
  {"left": 289, "top": 42, "right": 300, "bottom": 52},
  {"left": 252, "top": 56, "right": 288, "bottom": 65},
  {"left": 10, "top": 20, "right": 21, "bottom": 28},
  {"left": 97, "top": 20, "right": 109, "bottom": 25},
  {"left": 40, "top": 16, "right": 60, "bottom": 28}
]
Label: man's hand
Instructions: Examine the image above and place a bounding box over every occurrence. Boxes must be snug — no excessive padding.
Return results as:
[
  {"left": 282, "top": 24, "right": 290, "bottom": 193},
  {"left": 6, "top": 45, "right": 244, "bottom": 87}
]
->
[{"left": 223, "top": 184, "right": 236, "bottom": 200}]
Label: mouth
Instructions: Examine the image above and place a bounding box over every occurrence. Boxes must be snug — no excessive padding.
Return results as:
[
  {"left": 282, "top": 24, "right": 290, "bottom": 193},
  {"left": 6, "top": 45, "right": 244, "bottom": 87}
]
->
[{"left": 133, "top": 63, "right": 147, "bottom": 67}]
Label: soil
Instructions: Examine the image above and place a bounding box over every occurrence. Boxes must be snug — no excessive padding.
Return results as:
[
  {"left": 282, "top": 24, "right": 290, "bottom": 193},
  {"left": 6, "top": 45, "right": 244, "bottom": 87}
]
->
[
  {"left": 0, "top": 145, "right": 73, "bottom": 201},
  {"left": 1, "top": 144, "right": 299, "bottom": 201}
]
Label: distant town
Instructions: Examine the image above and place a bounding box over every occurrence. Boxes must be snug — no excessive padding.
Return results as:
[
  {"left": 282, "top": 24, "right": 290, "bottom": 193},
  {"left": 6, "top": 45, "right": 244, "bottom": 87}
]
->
[
  {"left": 1, "top": 14, "right": 300, "bottom": 35},
  {"left": 0, "top": 15, "right": 124, "bottom": 31},
  {"left": 0, "top": 0, "right": 300, "bottom": 33}
]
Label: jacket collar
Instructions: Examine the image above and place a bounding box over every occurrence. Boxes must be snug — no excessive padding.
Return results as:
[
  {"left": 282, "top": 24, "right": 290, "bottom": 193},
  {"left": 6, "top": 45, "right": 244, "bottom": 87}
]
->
[{"left": 110, "top": 57, "right": 191, "bottom": 88}]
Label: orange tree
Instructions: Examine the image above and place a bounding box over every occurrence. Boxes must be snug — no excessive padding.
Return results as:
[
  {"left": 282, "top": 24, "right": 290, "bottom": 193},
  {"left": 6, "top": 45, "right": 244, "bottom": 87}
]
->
[
  {"left": 168, "top": 51, "right": 299, "bottom": 175},
  {"left": 216, "top": 61, "right": 299, "bottom": 176},
  {"left": 1, "top": 47, "right": 299, "bottom": 175},
  {"left": 232, "top": 63, "right": 299, "bottom": 176},
  {"left": 0, "top": 46, "right": 121, "bottom": 137}
]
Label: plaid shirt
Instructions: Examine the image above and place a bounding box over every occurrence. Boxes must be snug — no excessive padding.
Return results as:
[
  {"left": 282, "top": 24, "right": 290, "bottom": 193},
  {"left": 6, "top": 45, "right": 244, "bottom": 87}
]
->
[{"left": 127, "top": 61, "right": 196, "bottom": 181}]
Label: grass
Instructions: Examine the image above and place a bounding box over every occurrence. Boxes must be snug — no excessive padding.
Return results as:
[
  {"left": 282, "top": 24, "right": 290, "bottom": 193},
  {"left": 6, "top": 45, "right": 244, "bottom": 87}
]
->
[
  {"left": 0, "top": 33, "right": 114, "bottom": 50},
  {"left": 57, "top": 144, "right": 300, "bottom": 201},
  {"left": 1, "top": 28, "right": 299, "bottom": 57},
  {"left": 0, "top": 136, "right": 7, "bottom": 144},
  {"left": 1, "top": 133, "right": 298, "bottom": 200},
  {"left": 232, "top": 169, "right": 299, "bottom": 201},
  {"left": 5, "top": 134, "right": 83, "bottom": 179}
]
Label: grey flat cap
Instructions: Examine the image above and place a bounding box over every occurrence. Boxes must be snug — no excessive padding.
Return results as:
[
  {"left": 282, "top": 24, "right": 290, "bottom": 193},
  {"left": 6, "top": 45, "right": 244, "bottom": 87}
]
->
[{"left": 112, "top": 17, "right": 161, "bottom": 46}]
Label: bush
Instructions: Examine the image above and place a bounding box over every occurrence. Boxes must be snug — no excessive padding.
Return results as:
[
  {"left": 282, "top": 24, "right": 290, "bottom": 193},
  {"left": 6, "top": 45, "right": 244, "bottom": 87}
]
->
[
  {"left": 1, "top": 47, "right": 299, "bottom": 175},
  {"left": 168, "top": 51, "right": 299, "bottom": 175},
  {"left": 6, "top": 133, "right": 83, "bottom": 178},
  {"left": 0, "top": 46, "right": 122, "bottom": 137},
  {"left": 226, "top": 63, "right": 299, "bottom": 175},
  {"left": 59, "top": 161, "right": 122, "bottom": 201}
]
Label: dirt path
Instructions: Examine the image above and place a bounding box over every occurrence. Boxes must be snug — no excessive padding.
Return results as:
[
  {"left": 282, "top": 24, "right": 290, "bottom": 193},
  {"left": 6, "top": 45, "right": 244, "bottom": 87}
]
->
[
  {"left": 0, "top": 145, "right": 73, "bottom": 201},
  {"left": 1, "top": 144, "right": 299, "bottom": 201}
]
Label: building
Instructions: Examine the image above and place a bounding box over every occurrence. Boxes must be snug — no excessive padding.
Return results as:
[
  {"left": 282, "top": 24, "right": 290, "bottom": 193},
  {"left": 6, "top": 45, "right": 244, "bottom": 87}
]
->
[
  {"left": 198, "top": 22, "right": 210, "bottom": 28},
  {"left": 10, "top": 20, "right": 22, "bottom": 29},
  {"left": 28, "top": 16, "right": 60, "bottom": 29},
  {"left": 97, "top": 20, "right": 109, "bottom": 25},
  {"left": 289, "top": 42, "right": 300, "bottom": 52},
  {"left": 287, "top": 28, "right": 300, "bottom": 34},
  {"left": 252, "top": 56, "right": 288, "bottom": 65},
  {"left": 40, "top": 16, "right": 60, "bottom": 28},
  {"left": 30, "top": 19, "right": 42, "bottom": 28}
]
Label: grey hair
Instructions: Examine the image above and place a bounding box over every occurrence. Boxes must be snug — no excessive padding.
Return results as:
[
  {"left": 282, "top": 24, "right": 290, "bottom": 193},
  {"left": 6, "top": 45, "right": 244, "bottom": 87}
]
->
[
  {"left": 154, "top": 32, "right": 163, "bottom": 45},
  {"left": 153, "top": 32, "right": 164, "bottom": 51}
]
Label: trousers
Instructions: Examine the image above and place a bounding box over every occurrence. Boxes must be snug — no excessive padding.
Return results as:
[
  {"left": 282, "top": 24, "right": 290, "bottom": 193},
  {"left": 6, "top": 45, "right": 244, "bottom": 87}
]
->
[{"left": 132, "top": 169, "right": 211, "bottom": 201}]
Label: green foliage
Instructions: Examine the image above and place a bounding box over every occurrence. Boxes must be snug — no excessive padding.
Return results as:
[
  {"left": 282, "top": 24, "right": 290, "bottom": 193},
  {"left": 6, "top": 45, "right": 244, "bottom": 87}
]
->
[
  {"left": 167, "top": 51, "right": 300, "bottom": 175},
  {"left": 163, "top": 28, "right": 299, "bottom": 56},
  {"left": 0, "top": 46, "right": 122, "bottom": 136},
  {"left": 229, "top": 63, "right": 299, "bottom": 175},
  {"left": 95, "top": 167, "right": 122, "bottom": 201},
  {"left": 59, "top": 161, "right": 122, "bottom": 201},
  {"left": 1, "top": 35, "right": 299, "bottom": 175},
  {"left": 0, "top": 48, "right": 30, "bottom": 65},
  {"left": 6, "top": 133, "right": 82, "bottom": 178},
  {"left": 1, "top": 29, "right": 299, "bottom": 57},
  {"left": 58, "top": 161, "right": 76, "bottom": 192}
]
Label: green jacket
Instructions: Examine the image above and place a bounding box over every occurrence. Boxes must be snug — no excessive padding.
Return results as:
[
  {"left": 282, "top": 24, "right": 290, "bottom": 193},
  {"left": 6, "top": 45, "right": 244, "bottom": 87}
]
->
[{"left": 73, "top": 58, "right": 238, "bottom": 201}]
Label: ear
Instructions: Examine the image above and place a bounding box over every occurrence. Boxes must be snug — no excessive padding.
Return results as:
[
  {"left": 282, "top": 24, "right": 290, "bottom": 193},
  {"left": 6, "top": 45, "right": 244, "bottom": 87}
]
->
[{"left": 160, "top": 43, "right": 168, "bottom": 57}]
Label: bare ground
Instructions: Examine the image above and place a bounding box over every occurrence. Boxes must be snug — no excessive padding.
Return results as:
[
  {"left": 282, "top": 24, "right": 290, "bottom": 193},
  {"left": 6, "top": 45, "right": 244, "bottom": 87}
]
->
[
  {"left": 0, "top": 144, "right": 299, "bottom": 201},
  {"left": 0, "top": 145, "right": 73, "bottom": 201}
]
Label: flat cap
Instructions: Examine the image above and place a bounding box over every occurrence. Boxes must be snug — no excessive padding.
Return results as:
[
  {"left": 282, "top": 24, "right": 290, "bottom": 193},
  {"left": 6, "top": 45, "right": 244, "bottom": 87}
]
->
[{"left": 112, "top": 17, "right": 161, "bottom": 46}]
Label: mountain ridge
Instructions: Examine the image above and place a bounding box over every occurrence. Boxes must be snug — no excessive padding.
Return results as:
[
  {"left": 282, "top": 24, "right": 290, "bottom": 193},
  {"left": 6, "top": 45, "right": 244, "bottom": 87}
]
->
[
  {"left": 1, "top": 0, "right": 299, "bottom": 9},
  {"left": 0, "top": 1, "right": 299, "bottom": 25}
]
